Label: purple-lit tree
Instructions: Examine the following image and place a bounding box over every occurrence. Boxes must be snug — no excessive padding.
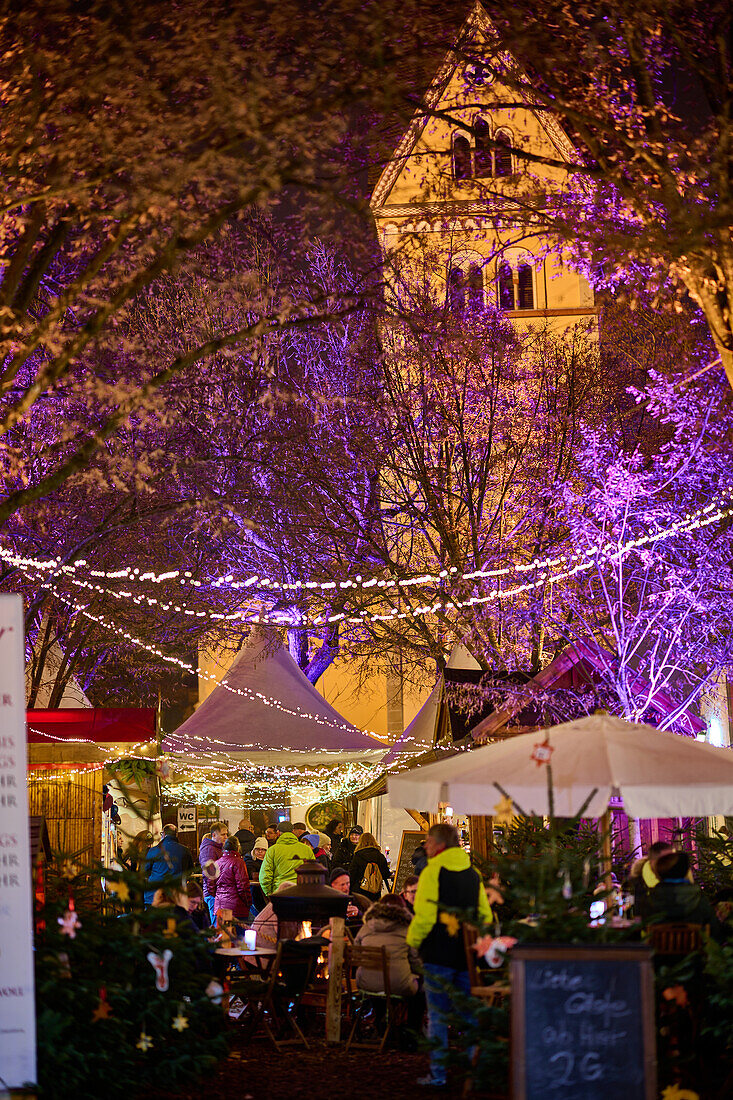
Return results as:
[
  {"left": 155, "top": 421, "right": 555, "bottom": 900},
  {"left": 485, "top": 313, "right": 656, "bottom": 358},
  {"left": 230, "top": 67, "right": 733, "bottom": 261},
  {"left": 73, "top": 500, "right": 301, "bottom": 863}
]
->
[
  {"left": 450, "top": 1, "right": 733, "bottom": 389},
  {"left": 0, "top": 0, "right": 456, "bottom": 530}
]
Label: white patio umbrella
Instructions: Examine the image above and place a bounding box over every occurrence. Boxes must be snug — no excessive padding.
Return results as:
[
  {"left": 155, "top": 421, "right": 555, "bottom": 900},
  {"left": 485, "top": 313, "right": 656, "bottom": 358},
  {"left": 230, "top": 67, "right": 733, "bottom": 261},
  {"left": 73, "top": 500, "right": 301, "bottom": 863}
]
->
[{"left": 387, "top": 711, "right": 733, "bottom": 819}]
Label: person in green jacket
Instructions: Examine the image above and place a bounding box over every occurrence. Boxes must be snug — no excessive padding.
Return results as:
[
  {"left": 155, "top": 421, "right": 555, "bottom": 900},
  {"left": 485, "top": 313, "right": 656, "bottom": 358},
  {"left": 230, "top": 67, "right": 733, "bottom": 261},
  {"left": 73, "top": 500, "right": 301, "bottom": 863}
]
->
[
  {"left": 258, "top": 821, "right": 315, "bottom": 896},
  {"left": 406, "top": 822, "right": 493, "bottom": 1089}
]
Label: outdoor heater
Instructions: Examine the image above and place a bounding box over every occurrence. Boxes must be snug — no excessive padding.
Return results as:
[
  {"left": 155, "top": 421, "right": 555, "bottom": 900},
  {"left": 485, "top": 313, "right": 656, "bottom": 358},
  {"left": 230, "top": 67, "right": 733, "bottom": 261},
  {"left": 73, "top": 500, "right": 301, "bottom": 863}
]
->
[{"left": 270, "top": 860, "right": 348, "bottom": 924}]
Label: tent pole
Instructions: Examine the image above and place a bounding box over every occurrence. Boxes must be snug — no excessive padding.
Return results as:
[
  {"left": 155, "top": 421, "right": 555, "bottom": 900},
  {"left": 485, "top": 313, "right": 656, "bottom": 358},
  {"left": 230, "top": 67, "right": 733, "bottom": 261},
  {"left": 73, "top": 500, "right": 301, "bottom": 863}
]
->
[{"left": 601, "top": 809, "right": 613, "bottom": 907}]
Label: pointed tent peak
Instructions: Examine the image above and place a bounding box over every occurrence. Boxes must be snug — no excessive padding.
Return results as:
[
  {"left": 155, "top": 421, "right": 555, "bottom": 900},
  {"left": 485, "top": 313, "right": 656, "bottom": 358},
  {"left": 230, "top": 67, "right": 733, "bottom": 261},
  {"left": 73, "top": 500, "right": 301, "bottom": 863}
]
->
[
  {"left": 381, "top": 677, "right": 443, "bottom": 768},
  {"left": 446, "top": 642, "right": 482, "bottom": 671},
  {"left": 163, "top": 626, "right": 385, "bottom": 758}
]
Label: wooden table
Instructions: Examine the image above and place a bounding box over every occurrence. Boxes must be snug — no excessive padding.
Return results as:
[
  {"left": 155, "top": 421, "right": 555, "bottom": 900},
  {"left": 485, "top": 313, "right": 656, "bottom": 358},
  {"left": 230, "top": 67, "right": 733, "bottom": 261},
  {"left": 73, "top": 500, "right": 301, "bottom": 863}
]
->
[{"left": 215, "top": 946, "right": 277, "bottom": 977}]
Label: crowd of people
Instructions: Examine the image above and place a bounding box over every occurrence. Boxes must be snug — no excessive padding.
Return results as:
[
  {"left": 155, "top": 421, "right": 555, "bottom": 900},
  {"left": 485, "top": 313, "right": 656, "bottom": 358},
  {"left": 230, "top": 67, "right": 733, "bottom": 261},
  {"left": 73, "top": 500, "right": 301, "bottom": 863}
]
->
[{"left": 130, "top": 813, "right": 725, "bottom": 1091}]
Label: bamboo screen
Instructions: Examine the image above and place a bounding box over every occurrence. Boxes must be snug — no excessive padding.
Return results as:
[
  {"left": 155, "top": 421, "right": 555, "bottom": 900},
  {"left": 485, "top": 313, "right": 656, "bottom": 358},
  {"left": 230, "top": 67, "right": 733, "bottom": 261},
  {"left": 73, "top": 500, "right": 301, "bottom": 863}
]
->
[{"left": 27, "top": 769, "right": 103, "bottom": 864}]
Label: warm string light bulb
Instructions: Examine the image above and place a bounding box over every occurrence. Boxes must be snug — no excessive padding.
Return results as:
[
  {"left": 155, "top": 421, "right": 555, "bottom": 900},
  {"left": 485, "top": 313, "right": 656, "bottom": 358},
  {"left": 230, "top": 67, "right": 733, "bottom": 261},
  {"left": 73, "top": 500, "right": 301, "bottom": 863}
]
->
[{"left": 1, "top": 490, "right": 730, "bottom": 598}]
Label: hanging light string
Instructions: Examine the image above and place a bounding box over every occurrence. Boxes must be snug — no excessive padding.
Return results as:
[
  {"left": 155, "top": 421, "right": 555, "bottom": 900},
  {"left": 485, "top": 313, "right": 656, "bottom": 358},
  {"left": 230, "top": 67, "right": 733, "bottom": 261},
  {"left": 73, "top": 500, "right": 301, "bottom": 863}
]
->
[
  {"left": 2, "top": 490, "right": 731, "bottom": 597},
  {"left": 11, "top": 497, "right": 733, "bottom": 631},
  {"left": 25, "top": 571, "right": 390, "bottom": 742}
]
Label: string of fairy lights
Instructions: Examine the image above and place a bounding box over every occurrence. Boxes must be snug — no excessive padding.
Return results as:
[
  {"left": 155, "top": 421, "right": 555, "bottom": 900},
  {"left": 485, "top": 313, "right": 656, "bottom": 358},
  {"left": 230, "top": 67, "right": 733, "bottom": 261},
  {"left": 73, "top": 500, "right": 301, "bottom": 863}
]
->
[
  {"left": 8, "top": 493, "right": 733, "bottom": 632},
  {"left": 29, "top": 721, "right": 386, "bottom": 799},
  {"left": 21, "top": 490, "right": 733, "bottom": 801},
  {"left": 2, "top": 489, "right": 731, "bottom": 607}
]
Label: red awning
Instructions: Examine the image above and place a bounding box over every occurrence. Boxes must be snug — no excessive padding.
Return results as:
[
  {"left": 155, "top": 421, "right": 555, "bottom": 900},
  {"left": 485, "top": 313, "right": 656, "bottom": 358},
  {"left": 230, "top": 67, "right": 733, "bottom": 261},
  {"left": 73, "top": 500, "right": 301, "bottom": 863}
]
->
[{"left": 26, "top": 708, "right": 157, "bottom": 744}]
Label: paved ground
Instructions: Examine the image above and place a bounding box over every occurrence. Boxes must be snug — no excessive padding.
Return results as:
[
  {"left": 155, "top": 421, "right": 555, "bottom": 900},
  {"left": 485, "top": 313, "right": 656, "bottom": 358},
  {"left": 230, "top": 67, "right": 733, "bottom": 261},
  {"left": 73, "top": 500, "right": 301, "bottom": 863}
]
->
[{"left": 153, "top": 1033, "right": 436, "bottom": 1100}]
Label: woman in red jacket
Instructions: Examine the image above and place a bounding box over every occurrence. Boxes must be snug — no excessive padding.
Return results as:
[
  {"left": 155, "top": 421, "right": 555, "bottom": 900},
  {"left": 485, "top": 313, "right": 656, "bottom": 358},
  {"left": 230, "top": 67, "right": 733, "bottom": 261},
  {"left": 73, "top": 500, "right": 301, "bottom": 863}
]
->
[{"left": 214, "top": 837, "right": 252, "bottom": 926}]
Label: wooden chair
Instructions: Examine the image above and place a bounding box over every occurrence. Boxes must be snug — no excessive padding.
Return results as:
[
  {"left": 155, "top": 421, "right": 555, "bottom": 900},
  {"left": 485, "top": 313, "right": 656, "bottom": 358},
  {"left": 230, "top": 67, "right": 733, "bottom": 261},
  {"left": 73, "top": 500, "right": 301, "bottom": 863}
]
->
[
  {"left": 343, "top": 943, "right": 403, "bottom": 1052},
  {"left": 230, "top": 939, "right": 321, "bottom": 1051},
  {"left": 647, "top": 922, "right": 704, "bottom": 956},
  {"left": 463, "top": 924, "right": 510, "bottom": 1007}
]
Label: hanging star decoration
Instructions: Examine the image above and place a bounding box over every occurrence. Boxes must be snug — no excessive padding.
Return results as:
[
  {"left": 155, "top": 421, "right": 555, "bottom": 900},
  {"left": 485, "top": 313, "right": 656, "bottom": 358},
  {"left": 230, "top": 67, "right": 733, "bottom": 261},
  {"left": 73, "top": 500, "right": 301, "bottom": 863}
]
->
[
  {"left": 60, "top": 860, "right": 81, "bottom": 880},
  {"left": 662, "top": 985, "right": 689, "bottom": 1008},
  {"left": 92, "top": 988, "right": 112, "bottom": 1022},
  {"left": 492, "top": 795, "right": 515, "bottom": 826},
  {"left": 147, "top": 949, "right": 173, "bottom": 992},
  {"left": 171, "top": 1012, "right": 189, "bottom": 1032},
  {"left": 136, "top": 1031, "right": 154, "bottom": 1053},
  {"left": 58, "top": 899, "right": 82, "bottom": 939},
  {"left": 107, "top": 880, "right": 130, "bottom": 903},
  {"left": 439, "top": 912, "right": 461, "bottom": 937},
  {"left": 530, "top": 737, "right": 554, "bottom": 767}
]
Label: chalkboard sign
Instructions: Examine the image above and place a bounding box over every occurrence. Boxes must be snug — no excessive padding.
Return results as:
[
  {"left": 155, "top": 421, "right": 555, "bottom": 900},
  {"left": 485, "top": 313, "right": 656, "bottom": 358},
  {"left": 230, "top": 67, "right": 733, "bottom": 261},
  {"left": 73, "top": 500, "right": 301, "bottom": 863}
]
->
[
  {"left": 392, "top": 830, "right": 426, "bottom": 895},
  {"left": 511, "top": 944, "right": 656, "bottom": 1100}
]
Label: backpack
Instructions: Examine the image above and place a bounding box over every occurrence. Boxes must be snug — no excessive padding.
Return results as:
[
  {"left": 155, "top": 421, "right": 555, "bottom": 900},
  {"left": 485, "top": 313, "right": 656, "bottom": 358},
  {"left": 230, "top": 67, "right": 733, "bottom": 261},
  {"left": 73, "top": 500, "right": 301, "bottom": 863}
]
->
[{"left": 362, "top": 861, "right": 383, "bottom": 895}]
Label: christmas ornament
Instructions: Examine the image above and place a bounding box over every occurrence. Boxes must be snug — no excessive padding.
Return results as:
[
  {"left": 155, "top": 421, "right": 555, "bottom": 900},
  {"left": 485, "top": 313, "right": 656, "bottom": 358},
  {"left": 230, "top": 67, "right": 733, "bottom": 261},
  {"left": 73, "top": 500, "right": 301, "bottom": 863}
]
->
[
  {"left": 205, "top": 979, "right": 224, "bottom": 1004},
  {"left": 57, "top": 952, "right": 71, "bottom": 979},
  {"left": 156, "top": 758, "right": 173, "bottom": 782},
  {"left": 147, "top": 949, "right": 173, "bottom": 992},
  {"left": 171, "top": 1012, "right": 189, "bottom": 1032},
  {"left": 561, "top": 870, "right": 572, "bottom": 900},
  {"left": 530, "top": 737, "right": 554, "bottom": 766},
  {"left": 163, "top": 917, "right": 177, "bottom": 938},
  {"left": 475, "top": 935, "right": 518, "bottom": 968},
  {"left": 492, "top": 795, "right": 514, "bottom": 826},
  {"left": 661, "top": 1088, "right": 699, "bottom": 1100},
  {"left": 58, "top": 899, "right": 82, "bottom": 939},
  {"left": 136, "top": 1031, "right": 154, "bottom": 1052},
  {"left": 92, "top": 988, "right": 112, "bottom": 1022}
]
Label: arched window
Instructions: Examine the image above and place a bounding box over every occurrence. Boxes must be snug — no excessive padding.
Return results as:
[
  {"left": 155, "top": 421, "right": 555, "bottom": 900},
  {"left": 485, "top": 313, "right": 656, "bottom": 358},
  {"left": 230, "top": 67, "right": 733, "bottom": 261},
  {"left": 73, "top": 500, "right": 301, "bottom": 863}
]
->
[
  {"left": 517, "top": 264, "right": 534, "bottom": 309},
  {"left": 467, "top": 264, "right": 484, "bottom": 310},
  {"left": 494, "top": 130, "right": 513, "bottom": 176},
  {"left": 452, "top": 134, "right": 472, "bottom": 180},
  {"left": 473, "top": 119, "right": 492, "bottom": 177},
  {"left": 447, "top": 265, "right": 466, "bottom": 312},
  {"left": 497, "top": 263, "right": 514, "bottom": 310}
]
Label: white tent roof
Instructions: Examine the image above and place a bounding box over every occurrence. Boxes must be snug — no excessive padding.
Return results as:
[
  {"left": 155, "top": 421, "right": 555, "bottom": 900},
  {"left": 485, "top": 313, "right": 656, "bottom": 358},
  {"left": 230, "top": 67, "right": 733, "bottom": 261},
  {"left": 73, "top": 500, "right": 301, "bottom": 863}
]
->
[
  {"left": 388, "top": 712, "right": 733, "bottom": 819},
  {"left": 382, "top": 643, "right": 482, "bottom": 767},
  {"left": 163, "top": 630, "right": 385, "bottom": 765}
]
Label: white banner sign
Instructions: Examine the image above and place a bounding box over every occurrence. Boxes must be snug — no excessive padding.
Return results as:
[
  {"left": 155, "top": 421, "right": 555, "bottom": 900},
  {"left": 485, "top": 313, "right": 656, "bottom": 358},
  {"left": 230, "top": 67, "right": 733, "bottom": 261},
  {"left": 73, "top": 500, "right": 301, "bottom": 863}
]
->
[
  {"left": 0, "top": 595, "right": 36, "bottom": 1089},
  {"left": 177, "top": 805, "right": 196, "bottom": 832}
]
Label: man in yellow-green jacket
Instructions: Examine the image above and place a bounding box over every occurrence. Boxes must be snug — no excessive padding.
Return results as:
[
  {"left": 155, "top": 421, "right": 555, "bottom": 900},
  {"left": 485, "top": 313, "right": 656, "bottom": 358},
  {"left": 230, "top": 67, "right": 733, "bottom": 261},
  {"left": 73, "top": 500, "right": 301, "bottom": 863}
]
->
[
  {"left": 406, "top": 823, "right": 493, "bottom": 1089},
  {"left": 258, "top": 821, "right": 315, "bottom": 896}
]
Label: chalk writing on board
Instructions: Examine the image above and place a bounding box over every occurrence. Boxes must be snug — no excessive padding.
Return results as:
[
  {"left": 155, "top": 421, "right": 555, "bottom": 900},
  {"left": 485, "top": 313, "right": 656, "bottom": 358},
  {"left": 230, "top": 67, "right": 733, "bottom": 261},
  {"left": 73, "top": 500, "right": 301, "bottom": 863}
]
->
[{"left": 512, "top": 946, "right": 655, "bottom": 1100}]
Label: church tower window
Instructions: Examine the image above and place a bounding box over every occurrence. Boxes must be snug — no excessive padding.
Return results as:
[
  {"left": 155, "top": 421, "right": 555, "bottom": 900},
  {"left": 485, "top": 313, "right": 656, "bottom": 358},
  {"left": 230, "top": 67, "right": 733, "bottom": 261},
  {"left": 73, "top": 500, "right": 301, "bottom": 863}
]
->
[
  {"left": 517, "top": 264, "right": 534, "bottom": 309},
  {"left": 452, "top": 134, "right": 472, "bottom": 180},
  {"left": 467, "top": 263, "right": 484, "bottom": 309},
  {"left": 494, "top": 129, "right": 513, "bottom": 176},
  {"left": 497, "top": 262, "right": 514, "bottom": 310},
  {"left": 474, "top": 119, "right": 492, "bottom": 177}
]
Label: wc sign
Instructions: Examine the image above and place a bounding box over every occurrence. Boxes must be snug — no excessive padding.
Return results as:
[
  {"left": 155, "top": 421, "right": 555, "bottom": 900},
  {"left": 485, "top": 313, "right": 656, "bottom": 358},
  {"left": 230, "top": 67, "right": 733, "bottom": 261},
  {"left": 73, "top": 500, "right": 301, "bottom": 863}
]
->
[{"left": 177, "top": 805, "right": 197, "bottom": 831}]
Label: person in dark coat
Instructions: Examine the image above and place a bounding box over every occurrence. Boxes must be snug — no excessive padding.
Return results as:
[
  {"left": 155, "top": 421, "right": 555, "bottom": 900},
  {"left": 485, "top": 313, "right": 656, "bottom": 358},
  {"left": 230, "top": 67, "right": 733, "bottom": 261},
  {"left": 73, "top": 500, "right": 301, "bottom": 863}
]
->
[
  {"left": 328, "top": 866, "right": 372, "bottom": 918},
  {"left": 411, "top": 841, "right": 428, "bottom": 876},
  {"left": 199, "top": 820, "right": 229, "bottom": 923},
  {"left": 234, "top": 821, "right": 256, "bottom": 856},
  {"left": 642, "top": 851, "right": 722, "bottom": 940},
  {"left": 348, "top": 832, "right": 393, "bottom": 903},
  {"left": 214, "top": 838, "right": 253, "bottom": 924},
  {"left": 325, "top": 818, "right": 345, "bottom": 847},
  {"left": 334, "top": 825, "right": 363, "bottom": 868},
  {"left": 244, "top": 835, "right": 268, "bottom": 911},
  {"left": 144, "top": 824, "right": 193, "bottom": 905}
]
